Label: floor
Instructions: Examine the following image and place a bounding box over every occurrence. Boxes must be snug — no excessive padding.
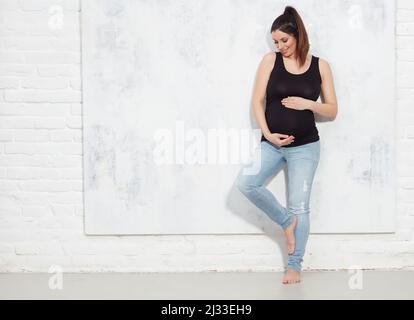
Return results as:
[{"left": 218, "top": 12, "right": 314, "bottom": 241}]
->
[{"left": 0, "top": 271, "right": 413, "bottom": 299}]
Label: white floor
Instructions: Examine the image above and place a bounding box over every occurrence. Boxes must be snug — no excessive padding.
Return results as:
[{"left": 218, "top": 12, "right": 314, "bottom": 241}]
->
[{"left": 0, "top": 271, "right": 413, "bottom": 300}]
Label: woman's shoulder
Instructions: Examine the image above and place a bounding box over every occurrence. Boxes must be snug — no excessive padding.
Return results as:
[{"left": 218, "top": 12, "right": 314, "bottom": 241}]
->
[
  {"left": 262, "top": 51, "right": 277, "bottom": 62},
  {"left": 316, "top": 57, "right": 333, "bottom": 80},
  {"left": 317, "top": 56, "right": 331, "bottom": 69},
  {"left": 258, "top": 51, "right": 277, "bottom": 71}
]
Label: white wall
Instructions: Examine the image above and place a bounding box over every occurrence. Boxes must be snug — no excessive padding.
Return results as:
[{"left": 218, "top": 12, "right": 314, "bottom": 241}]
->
[
  {"left": 0, "top": 0, "right": 414, "bottom": 272},
  {"left": 82, "top": 0, "right": 397, "bottom": 235}
]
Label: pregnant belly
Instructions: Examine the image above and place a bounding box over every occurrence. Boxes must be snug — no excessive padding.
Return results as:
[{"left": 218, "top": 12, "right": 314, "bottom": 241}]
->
[{"left": 265, "top": 105, "right": 316, "bottom": 137}]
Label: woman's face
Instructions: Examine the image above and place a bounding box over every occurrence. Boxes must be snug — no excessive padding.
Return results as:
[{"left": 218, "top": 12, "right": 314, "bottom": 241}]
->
[{"left": 271, "top": 29, "right": 297, "bottom": 57}]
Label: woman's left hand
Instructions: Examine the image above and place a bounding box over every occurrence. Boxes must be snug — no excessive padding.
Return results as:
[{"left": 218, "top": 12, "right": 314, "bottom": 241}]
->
[{"left": 281, "top": 96, "right": 313, "bottom": 111}]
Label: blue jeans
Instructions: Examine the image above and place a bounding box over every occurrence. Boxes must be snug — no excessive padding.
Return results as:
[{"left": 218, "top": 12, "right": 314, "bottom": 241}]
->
[{"left": 236, "top": 139, "right": 320, "bottom": 271}]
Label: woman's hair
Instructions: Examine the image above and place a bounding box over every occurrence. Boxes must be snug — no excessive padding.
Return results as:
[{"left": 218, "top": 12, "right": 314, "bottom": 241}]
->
[{"left": 270, "top": 6, "right": 310, "bottom": 68}]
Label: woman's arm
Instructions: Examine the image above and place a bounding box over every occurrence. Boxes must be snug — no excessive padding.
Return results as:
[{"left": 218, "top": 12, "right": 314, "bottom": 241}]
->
[
  {"left": 310, "top": 58, "right": 338, "bottom": 119},
  {"left": 252, "top": 52, "right": 274, "bottom": 138}
]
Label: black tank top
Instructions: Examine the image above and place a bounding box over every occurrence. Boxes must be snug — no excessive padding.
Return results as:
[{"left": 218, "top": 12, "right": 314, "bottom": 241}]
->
[{"left": 261, "top": 51, "right": 321, "bottom": 147}]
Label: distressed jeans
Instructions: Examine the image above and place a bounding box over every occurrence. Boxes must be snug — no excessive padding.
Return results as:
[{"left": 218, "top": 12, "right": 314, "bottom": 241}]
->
[{"left": 236, "top": 139, "right": 320, "bottom": 271}]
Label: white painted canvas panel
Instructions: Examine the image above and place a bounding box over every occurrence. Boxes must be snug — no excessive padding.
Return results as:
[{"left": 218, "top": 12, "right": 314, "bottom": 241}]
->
[{"left": 81, "top": 0, "right": 396, "bottom": 234}]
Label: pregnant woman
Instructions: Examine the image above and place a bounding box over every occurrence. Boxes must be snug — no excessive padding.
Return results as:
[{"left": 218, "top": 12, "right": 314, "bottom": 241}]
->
[{"left": 236, "top": 6, "right": 338, "bottom": 284}]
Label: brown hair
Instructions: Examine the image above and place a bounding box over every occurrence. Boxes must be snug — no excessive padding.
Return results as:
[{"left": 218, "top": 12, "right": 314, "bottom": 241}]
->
[{"left": 270, "top": 6, "right": 310, "bottom": 68}]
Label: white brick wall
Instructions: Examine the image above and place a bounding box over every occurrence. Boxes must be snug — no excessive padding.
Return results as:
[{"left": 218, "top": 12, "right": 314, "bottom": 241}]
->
[{"left": 0, "top": 0, "right": 414, "bottom": 273}]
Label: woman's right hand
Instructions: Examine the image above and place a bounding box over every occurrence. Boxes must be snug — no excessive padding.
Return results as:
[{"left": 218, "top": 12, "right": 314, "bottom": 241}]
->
[{"left": 265, "top": 132, "right": 295, "bottom": 147}]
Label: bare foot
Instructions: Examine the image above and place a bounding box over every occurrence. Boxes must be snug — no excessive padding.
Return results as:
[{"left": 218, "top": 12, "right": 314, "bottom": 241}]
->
[
  {"left": 284, "top": 215, "right": 298, "bottom": 255},
  {"left": 282, "top": 269, "right": 301, "bottom": 284}
]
